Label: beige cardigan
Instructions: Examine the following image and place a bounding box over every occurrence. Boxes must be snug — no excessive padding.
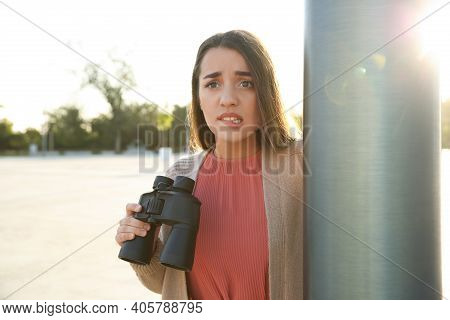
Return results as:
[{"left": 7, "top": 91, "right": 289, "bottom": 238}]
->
[{"left": 130, "top": 139, "right": 304, "bottom": 299}]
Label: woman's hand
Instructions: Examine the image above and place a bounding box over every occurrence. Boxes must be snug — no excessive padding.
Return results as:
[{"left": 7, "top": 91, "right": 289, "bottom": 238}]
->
[{"left": 115, "top": 203, "right": 151, "bottom": 246}]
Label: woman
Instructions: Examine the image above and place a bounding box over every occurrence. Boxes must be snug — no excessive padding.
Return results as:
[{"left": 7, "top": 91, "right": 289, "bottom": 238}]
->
[{"left": 115, "top": 30, "right": 304, "bottom": 300}]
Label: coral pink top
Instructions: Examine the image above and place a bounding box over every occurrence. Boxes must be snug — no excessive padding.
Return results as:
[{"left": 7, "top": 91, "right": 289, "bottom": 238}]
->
[{"left": 186, "top": 149, "right": 269, "bottom": 300}]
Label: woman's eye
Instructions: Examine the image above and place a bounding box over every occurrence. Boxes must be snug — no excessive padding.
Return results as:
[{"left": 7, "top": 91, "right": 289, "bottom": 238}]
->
[
  {"left": 205, "top": 81, "right": 219, "bottom": 88},
  {"left": 205, "top": 80, "right": 253, "bottom": 89},
  {"left": 240, "top": 80, "right": 254, "bottom": 88}
]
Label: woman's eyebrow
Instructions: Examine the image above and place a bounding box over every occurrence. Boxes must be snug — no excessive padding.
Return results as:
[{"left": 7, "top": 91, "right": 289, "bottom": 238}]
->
[{"left": 202, "top": 71, "right": 252, "bottom": 79}]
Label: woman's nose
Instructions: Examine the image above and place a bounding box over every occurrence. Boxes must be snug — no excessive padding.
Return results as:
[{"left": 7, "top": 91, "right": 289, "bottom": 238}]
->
[{"left": 219, "top": 86, "right": 238, "bottom": 107}]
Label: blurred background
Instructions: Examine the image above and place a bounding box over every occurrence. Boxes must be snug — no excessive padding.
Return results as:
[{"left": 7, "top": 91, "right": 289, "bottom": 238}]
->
[{"left": 0, "top": 0, "right": 448, "bottom": 299}]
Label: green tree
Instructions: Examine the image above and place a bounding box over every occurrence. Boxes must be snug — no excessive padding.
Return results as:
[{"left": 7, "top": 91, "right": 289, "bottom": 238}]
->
[
  {"left": 0, "top": 118, "right": 14, "bottom": 150},
  {"left": 0, "top": 118, "right": 41, "bottom": 151},
  {"left": 157, "top": 113, "right": 173, "bottom": 131},
  {"left": 89, "top": 102, "right": 160, "bottom": 151},
  {"left": 45, "top": 105, "right": 89, "bottom": 150},
  {"left": 122, "top": 102, "right": 159, "bottom": 150},
  {"left": 89, "top": 113, "right": 114, "bottom": 151},
  {"left": 24, "top": 128, "right": 42, "bottom": 147},
  {"left": 7, "top": 133, "right": 27, "bottom": 151},
  {"left": 170, "top": 104, "right": 189, "bottom": 152},
  {"left": 82, "top": 59, "right": 136, "bottom": 153}
]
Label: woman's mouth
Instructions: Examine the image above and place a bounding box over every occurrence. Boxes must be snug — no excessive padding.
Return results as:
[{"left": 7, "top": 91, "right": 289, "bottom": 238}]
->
[
  {"left": 217, "top": 113, "right": 243, "bottom": 127},
  {"left": 221, "top": 116, "right": 242, "bottom": 124}
]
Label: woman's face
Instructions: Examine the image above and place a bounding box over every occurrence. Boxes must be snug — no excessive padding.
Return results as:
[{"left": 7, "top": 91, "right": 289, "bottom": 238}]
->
[{"left": 198, "top": 47, "right": 262, "bottom": 145}]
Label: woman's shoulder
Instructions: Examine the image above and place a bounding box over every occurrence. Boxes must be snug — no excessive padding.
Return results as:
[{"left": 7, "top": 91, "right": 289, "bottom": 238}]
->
[
  {"left": 262, "top": 138, "right": 304, "bottom": 177},
  {"left": 164, "top": 149, "right": 210, "bottom": 180}
]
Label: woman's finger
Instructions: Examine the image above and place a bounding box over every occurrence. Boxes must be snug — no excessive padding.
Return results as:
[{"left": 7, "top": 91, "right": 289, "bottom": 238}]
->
[
  {"left": 117, "top": 225, "right": 148, "bottom": 237},
  {"left": 119, "top": 217, "right": 151, "bottom": 230},
  {"left": 115, "top": 232, "right": 136, "bottom": 246},
  {"left": 125, "top": 203, "right": 142, "bottom": 216}
]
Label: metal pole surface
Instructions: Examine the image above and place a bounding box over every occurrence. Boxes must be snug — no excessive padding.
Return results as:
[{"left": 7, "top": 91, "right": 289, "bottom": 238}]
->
[{"left": 304, "top": 0, "right": 442, "bottom": 299}]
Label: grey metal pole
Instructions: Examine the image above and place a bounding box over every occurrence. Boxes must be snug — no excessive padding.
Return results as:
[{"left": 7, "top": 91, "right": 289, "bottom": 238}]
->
[{"left": 303, "top": 0, "right": 442, "bottom": 299}]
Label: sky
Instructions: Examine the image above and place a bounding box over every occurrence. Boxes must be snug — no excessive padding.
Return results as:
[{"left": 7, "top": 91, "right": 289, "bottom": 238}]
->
[
  {"left": 0, "top": 0, "right": 304, "bottom": 132},
  {"left": 0, "top": 0, "right": 448, "bottom": 132}
]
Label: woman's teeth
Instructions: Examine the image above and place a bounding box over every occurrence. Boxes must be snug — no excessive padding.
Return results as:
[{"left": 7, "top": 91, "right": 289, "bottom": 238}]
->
[{"left": 222, "top": 117, "right": 242, "bottom": 124}]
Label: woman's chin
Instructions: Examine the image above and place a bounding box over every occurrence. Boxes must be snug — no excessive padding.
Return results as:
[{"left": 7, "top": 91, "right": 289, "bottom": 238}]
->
[{"left": 215, "top": 132, "right": 259, "bottom": 145}]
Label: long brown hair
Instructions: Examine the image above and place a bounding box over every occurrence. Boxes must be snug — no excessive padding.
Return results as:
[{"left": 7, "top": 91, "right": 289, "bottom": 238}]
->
[{"left": 189, "top": 30, "right": 294, "bottom": 151}]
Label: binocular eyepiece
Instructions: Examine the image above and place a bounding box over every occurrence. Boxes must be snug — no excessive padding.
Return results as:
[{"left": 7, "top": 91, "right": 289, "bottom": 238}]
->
[{"left": 118, "top": 175, "right": 201, "bottom": 271}]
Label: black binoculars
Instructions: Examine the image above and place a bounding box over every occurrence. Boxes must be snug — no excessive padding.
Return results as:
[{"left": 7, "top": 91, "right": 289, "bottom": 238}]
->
[{"left": 118, "top": 175, "right": 201, "bottom": 271}]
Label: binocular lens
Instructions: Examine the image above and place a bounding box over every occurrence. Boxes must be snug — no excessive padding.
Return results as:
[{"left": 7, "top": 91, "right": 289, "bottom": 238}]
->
[
  {"left": 118, "top": 226, "right": 158, "bottom": 265},
  {"left": 160, "top": 225, "right": 197, "bottom": 271}
]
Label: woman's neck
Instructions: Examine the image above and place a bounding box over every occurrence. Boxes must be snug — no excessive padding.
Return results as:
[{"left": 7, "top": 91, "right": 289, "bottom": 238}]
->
[{"left": 213, "top": 134, "right": 261, "bottom": 160}]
